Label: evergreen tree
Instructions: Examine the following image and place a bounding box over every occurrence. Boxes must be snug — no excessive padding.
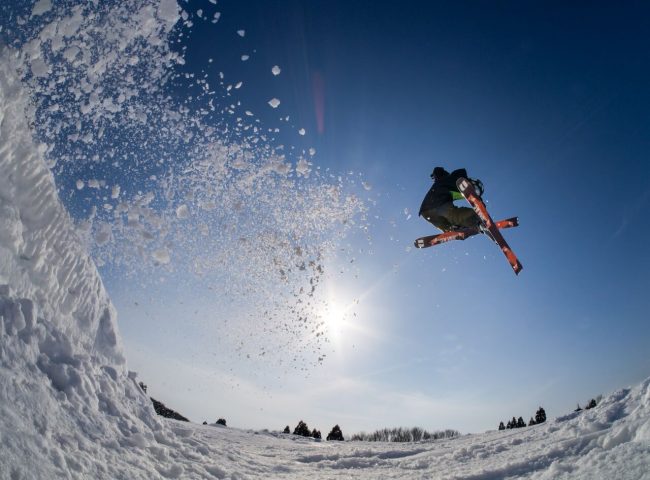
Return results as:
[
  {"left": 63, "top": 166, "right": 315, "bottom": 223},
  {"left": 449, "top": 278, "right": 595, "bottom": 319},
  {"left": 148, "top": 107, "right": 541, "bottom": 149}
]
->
[
  {"left": 517, "top": 417, "right": 526, "bottom": 428},
  {"left": 528, "top": 417, "right": 536, "bottom": 427},
  {"left": 506, "top": 420, "right": 512, "bottom": 429},
  {"left": 511, "top": 417, "right": 518, "bottom": 428},
  {"left": 327, "top": 424, "right": 344, "bottom": 441},
  {"left": 586, "top": 399, "right": 597, "bottom": 410},
  {"left": 311, "top": 429, "right": 322, "bottom": 439},
  {"left": 202, "top": 421, "right": 208, "bottom": 425},
  {"left": 294, "top": 420, "right": 311, "bottom": 437},
  {"left": 574, "top": 403, "right": 582, "bottom": 412},
  {"left": 283, "top": 426, "right": 290, "bottom": 434},
  {"left": 498, "top": 422, "right": 505, "bottom": 431},
  {"left": 216, "top": 418, "right": 227, "bottom": 426},
  {"left": 535, "top": 407, "right": 547, "bottom": 424}
]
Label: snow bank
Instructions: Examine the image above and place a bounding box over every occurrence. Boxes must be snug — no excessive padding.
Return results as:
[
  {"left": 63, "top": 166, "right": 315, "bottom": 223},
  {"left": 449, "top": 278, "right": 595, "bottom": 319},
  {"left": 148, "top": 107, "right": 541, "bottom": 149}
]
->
[
  {"left": 0, "top": 48, "right": 122, "bottom": 366},
  {"left": 0, "top": 45, "right": 241, "bottom": 480}
]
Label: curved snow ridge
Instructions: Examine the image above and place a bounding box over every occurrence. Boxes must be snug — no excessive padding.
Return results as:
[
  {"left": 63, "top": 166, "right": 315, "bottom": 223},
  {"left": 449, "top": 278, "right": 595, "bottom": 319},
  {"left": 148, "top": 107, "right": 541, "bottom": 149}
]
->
[{"left": 0, "top": 48, "right": 122, "bottom": 365}]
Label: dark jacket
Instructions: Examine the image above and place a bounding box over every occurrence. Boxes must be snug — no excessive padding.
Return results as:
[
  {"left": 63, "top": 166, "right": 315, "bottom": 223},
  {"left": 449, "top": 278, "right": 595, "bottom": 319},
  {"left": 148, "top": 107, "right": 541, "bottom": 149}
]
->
[{"left": 419, "top": 168, "right": 468, "bottom": 215}]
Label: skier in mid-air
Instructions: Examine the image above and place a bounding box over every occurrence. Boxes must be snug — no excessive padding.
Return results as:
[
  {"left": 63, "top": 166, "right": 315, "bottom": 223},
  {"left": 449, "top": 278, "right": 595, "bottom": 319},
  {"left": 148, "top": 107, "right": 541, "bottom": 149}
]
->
[
  {"left": 419, "top": 167, "right": 480, "bottom": 232},
  {"left": 415, "top": 166, "right": 523, "bottom": 275}
]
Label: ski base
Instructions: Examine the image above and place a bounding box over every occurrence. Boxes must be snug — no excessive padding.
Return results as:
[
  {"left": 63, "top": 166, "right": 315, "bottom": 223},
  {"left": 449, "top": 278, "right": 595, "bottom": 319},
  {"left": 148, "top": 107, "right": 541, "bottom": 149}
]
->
[
  {"left": 414, "top": 217, "right": 519, "bottom": 249},
  {"left": 456, "top": 178, "right": 523, "bottom": 275}
]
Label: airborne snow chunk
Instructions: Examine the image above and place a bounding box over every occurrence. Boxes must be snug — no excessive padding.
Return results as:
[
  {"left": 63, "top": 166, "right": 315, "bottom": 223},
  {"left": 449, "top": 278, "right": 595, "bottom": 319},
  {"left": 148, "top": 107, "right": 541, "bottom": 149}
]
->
[
  {"left": 152, "top": 248, "right": 171, "bottom": 264},
  {"left": 268, "top": 98, "right": 280, "bottom": 109},
  {"left": 176, "top": 205, "right": 190, "bottom": 219},
  {"left": 31, "top": 0, "right": 52, "bottom": 16}
]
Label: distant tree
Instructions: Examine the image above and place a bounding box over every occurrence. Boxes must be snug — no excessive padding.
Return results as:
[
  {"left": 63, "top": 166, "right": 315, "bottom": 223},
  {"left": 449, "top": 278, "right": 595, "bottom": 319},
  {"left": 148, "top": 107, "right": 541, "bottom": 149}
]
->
[
  {"left": 283, "top": 426, "right": 290, "bottom": 434},
  {"left": 410, "top": 427, "right": 424, "bottom": 442},
  {"left": 511, "top": 417, "right": 518, "bottom": 429},
  {"left": 516, "top": 417, "right": 526, "bottom": 428},
  {"left": 202, "top": 421, "right": 208, "bottom": 425},
  {"left": 311, "top": 429, "right": 322, "bottom": 439},
  {"left": 294, "top": 420, "right": 311, "bottom": 437},
  {"left": 138, "top": 382, "right": 148, "bottom": 393},
  {"left": 586, "top": 399, "right": 597, "bottom": 410},
  {"left": 528, "top": 417, "right": 536, "bottom": 427},
  {"left": 498, "top": 422, "right": 506, "bottom": 431},
  {"left": 327, "top": 424, "right": 344, "bottom": 441},
  {"left": 216, "top": 418, "right": 227, "bottom": 426},
  {"left": 535, "top": 407, "right": 547, "bottom": 424},
  {"left": 506, "top": 420, "right": 512, "bottom": 429},
  {"left": 574, "top": 403, "right": 582, "bottom": 412}
]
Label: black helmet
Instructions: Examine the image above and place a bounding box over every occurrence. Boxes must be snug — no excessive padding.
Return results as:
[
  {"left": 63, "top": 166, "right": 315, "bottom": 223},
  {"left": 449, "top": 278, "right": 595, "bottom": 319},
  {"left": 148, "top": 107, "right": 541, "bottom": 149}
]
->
[{"left": 430, "top": 167, "right": 449, "bottom": 179}]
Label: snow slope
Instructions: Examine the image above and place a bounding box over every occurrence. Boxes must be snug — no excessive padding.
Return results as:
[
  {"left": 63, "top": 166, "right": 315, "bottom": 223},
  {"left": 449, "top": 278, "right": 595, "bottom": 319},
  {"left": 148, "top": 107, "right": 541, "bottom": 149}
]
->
[{"left": 1, "top": 2, "right": 649, "bottom": 479}]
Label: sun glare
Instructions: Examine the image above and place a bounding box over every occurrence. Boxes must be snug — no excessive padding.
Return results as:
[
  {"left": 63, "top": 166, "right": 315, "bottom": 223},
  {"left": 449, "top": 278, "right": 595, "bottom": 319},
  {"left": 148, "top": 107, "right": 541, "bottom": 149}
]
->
[{"left": 323, "top": 301, "right": 347, "bottom": 340}]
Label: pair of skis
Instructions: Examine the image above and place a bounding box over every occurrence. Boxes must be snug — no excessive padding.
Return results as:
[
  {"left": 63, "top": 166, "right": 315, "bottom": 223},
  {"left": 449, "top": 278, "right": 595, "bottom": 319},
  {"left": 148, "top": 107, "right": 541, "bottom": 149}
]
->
[{"left": 414, "top": 178, "right": 523, "bottom": 275}]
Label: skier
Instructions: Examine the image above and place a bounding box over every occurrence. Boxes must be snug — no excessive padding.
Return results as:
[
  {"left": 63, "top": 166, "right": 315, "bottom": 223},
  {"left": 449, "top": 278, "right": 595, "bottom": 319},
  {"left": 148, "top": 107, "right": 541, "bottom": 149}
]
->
[{"left": 418, "top": 167, "right": 480, "bottom": 232}]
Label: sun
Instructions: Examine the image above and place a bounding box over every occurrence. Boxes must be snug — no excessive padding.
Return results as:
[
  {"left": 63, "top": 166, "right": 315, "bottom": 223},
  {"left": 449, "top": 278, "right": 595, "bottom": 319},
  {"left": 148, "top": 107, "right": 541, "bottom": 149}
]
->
[
  {"left": 322, "top": 301, "right": 347, "bottom": 339},
  {"left": 318, "top": 286, "right": 363, "bottom": 348}
]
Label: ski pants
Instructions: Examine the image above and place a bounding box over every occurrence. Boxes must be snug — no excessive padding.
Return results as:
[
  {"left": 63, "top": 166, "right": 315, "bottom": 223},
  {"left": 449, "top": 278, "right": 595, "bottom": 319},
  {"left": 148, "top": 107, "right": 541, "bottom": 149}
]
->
[{"left": 421, "top": 203, "right": 480, "bottom": 232}]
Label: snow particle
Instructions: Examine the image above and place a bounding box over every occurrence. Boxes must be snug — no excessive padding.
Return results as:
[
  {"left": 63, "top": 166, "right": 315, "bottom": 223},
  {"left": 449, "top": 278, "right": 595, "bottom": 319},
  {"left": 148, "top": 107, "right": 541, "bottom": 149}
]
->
[
  {"left": 271, "top": 65, "right": 281, "bottom": 76},
  {"left": 237, "top": 30, "right": 245, "bottom": 37},
  {"left": 152, "top": 249, "right": 171, "bottom": 265},
  {"left": 176, "top": 204, "right": 190, "bottom": 219},
  {"left": 31, "top": 0, "right": 52, "bottom": 17},
  {"left": 298, "top": 128, "right": 306, "bottom": 136},
  {"left": 268, "top": 98, "right": 280, "bottom": 109},
  {"left": 241, "top": 55, "right": 250, "bottom": 61},
  {"left": 296, "top": 158, "right": 311, "bottom": 177},
  {"left": 158, "top": 0, "right": 181, "bottom": 24}
]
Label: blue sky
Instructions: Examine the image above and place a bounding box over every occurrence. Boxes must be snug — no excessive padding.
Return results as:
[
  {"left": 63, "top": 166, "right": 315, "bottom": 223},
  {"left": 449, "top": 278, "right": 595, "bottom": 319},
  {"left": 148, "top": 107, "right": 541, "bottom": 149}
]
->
[
  {"left": 7, "top": 0, "right": 648, "bottom": 433},
  {"left": 124, "top": 1, "right": 650, "bottom": 431},
  {"left": 109, "top": 0, "right": 650, "bottom": 432}
]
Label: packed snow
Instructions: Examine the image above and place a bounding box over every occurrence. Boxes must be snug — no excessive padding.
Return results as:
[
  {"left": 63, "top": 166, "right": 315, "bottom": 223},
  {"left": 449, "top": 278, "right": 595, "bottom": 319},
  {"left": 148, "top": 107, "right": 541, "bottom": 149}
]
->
[{"left": 1, "top": 1, "right": 650, "bottom": 479}]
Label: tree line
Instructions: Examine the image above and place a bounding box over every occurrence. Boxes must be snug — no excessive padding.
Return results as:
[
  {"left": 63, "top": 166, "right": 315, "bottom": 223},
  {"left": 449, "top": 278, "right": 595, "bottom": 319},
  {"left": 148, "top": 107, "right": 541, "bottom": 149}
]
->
[
  {"left": 283, "top": 421, "right": 344, "bottom": 441},
  {"left": 574, "top": 397, "right": 599, "bottom": 412},
  {"left": 498, "top": 396, "right": 600, "bottom": 431},
  {"left": 498, "top": 407, "right": 546, "bottom": 430},
  {"left": 349, "top": 427, "right": 459, "bottom": 443}
]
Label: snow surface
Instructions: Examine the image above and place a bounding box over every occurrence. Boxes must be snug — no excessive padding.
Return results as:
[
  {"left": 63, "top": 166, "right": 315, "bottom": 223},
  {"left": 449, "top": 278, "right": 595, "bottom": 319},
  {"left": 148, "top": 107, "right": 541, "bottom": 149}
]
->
[{"left": 1, "top": 1, "right": 650, "bottom": 479}]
